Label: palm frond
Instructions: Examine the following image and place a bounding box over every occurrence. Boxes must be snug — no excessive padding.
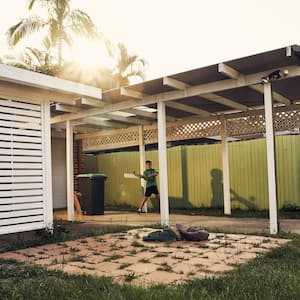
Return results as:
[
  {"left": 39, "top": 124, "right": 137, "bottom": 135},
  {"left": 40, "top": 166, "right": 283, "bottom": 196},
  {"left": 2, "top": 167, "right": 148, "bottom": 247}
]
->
[
  {"left": 24, "top": 47, "right": 44, "bottom": 66},
  {"left": 104, "top": 39, "right": 115, "bottom": 57},
  {"left": 132, "top": 70, "right": 145, "bottom": 80},
  {"left": 1, "top": 53, "right": 31, "bottom": 70},
  {"left": 28, "top": 0, "right": 53, "bottom": 10},
  {"left": 67, "top": 9, "right": 97, "bottom": 38},
  {"left": 28, "top": 0, "right": 37, "bottom": 10},
  {"left": 41, "top": 35, "right": 52, "bottom": 49},
  {"left": 48, "top": 18, "right": 59, "bottom": 46},
  {"left": 6, "top": 15, "right": 47, "bottom": 46},
  {"left": 110, "top": 42, "right": 146, "bottom": 87},
  {"left": 61, "top": 31, "right": 73, "bottom": 48}
]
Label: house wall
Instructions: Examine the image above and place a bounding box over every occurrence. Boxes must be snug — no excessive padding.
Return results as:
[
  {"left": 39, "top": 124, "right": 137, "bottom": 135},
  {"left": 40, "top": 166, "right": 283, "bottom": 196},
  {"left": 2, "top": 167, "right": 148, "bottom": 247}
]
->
[
  {"left": 51, "top": 138, "right": 89, "bottom": 210},
  {"left": 51, "top": 138, "right": 67, "bottom": 210}
]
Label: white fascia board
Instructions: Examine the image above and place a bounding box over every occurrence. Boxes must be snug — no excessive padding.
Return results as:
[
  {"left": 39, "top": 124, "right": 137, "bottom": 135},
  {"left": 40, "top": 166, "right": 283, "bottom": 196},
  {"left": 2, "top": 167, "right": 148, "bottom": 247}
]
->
[{"left": 0, "top": 64, "right": 102, "bottom": 100}]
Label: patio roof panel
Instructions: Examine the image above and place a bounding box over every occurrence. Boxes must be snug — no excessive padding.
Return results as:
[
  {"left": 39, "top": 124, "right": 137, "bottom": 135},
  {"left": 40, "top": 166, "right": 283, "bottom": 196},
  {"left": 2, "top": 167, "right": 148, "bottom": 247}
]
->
[
  {"left": 127, "top": 78, "right": 174, "bottom": 94},
  {"left": 272, "top": 77, "right": 300, "bottom": 101},
  {"left": 171, "top": 64, "right": 228, "bottom": 86},
  {"left": 175, "top": 96, "right": 230, "bottom": 113},
  {"left": 165, "top": 106, "right": 194, "bottom": 118},
  {"left": 224, "top": 47, "right": 298, "bottom": 75},
  {"left": 216, "top": 87, "right": 264, "bottom": 107}
]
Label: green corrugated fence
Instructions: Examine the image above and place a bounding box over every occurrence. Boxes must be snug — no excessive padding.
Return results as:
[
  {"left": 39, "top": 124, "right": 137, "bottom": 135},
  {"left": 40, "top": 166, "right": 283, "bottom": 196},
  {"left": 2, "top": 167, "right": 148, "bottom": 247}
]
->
[{"left": 93, "top": 135, "right": 300, "bottom": 210}]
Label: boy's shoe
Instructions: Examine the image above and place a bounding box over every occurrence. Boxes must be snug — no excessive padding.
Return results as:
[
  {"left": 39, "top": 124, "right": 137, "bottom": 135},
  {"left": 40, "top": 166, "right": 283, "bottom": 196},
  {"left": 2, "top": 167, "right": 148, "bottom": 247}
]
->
[{"left": 137, "top": 208, "right": 142, "bottom": 214}]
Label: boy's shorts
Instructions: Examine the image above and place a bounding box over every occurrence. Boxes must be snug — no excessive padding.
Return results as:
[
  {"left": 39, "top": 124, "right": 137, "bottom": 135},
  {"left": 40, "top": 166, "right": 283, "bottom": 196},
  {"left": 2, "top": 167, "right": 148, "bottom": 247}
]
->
[{"left": 145, "top": 186, "right": 159, "bottom": 197}]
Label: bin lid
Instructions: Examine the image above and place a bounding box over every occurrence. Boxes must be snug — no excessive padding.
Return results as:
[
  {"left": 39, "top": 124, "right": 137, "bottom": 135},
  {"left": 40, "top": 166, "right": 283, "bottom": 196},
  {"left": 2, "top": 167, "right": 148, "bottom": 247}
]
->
[{"left": 77, "top": 173, "right": 107, "bottom": 178}]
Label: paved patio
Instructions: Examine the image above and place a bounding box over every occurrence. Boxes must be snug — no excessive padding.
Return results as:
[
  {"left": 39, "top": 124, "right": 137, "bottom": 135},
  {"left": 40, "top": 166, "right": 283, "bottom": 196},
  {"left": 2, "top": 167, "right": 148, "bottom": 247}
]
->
[
  {"left": 55, "top": 210, "right": 300, "bottom": 234},
  {"left": 0, "top": 227, "right": 290, "bottom": 286}
]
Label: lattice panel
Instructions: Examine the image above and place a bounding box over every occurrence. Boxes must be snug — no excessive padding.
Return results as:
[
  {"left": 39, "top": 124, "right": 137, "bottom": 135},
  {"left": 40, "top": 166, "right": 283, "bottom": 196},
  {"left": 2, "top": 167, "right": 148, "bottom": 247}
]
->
[
  {"left": 275, "top": 110, "right": 300, "bottom": 131},
  {"left": 228, "top": 115, "right": 266, "bottom": 137},
  {"left": 228, "top": 110, "right": 300, "bottom": 137},
  {"left": 167, "top": 120, "right": 221, "bottom": 142},
  {"left": 83, "top": 130, "right": 139, "bottom": 151},
  {"left": 144, "top": 128, "right": 157, "bottom": 144},
  {"left": 83, "top": 120, "right": 222, "bottom": 151},
  {"left": 82, "top": 109, "right": 300, "bottom": 152}
]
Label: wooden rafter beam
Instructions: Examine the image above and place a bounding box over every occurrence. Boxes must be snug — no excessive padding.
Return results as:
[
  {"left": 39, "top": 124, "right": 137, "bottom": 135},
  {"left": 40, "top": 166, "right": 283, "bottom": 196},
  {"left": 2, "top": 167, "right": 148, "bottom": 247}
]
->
[
  {"left": 55, "top": 103, "right": 81, "bottom": 113},
  {"left": 163, "top": 77, "right": 188, "bottom": 90},
  {"left": 166, "top": 101, "right": 210, "bottom": 117},
  {"left": 82, "top": 117, "right": 125, "bottom": 129},
  {"left": 124, "top": 108, "right": 156, "bottom": 119},
  {"left": 121, "top": 89, "right": 178, "bottom": 121},
  {"left": 164, "top": 76, "right": 248, "bottom": 111},
  {"left": 163, "top": 77, "right": 211, "bottom": 115},
  {"left": 103, "top": 113, "right": 153, "bottom": 125},
  {"left": 120, "top": 87, "right": 145, "bottom": 99},
  {"left": 201, "top": 93, "right": 248, "bottom": 111},
  {"left": 76, "top": 97, "right": 104, "bottom": 107},
  {"left": 72, "top": 126, "right": 101, "bottom": 134},
  {"left": 218, "top": 63, "right": 291, "bottom": 105},
  {"left": 55, "top": 104, "right": 154, "bottom": 126},
  {"left": 124, "top": 108, "right": 177, "bottom": 122}
]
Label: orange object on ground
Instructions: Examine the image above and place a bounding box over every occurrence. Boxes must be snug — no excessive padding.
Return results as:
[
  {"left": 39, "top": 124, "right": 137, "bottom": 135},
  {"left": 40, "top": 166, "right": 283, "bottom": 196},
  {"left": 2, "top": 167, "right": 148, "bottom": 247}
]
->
[{"left": 74, "top": 192, "right": 83, "bottom": 218}]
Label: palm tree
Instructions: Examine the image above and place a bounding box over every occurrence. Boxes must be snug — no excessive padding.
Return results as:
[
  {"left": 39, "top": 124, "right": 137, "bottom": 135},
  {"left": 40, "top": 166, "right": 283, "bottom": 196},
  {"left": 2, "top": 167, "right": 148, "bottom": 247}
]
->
[
  {"left": 0, "top": 47, "right": 59, "bottom": 75},
  {"left": 0, "top": 53, "right": 30, "bottom": 70},
  {"left": 110, "top": 42, "right": 146, "bottom": 88},
  {"left": 7, "top": 0, "right": 97, "bottom": 67},
  {"left": 23, "top": 47, "right": 60, "bottom": 75}
]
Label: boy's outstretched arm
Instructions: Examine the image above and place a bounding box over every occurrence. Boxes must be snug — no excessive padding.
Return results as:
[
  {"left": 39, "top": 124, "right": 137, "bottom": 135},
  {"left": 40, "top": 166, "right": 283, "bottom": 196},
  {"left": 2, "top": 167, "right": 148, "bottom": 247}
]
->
[{"left": 133, "top": 171, "right": 147, "bottom": 180}]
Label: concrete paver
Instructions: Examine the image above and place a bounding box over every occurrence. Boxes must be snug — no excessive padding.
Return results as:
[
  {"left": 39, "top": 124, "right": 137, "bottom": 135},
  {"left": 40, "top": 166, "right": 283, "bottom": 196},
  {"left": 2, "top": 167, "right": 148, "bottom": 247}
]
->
[{"left": 0, "top": 227, "right": 291, "bottom": 286}]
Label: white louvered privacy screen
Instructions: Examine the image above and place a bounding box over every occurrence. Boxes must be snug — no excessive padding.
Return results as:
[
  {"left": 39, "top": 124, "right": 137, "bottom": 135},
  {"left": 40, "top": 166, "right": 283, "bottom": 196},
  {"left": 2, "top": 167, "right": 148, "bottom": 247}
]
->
[{"left": 0, "top": 98, "right": 52, "bottom": 235}]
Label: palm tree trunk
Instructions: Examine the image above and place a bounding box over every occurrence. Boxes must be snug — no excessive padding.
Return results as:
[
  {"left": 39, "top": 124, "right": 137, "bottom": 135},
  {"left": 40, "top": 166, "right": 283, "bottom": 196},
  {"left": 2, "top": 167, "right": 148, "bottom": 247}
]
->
[
  {"left": 58, "top": 43, "right": 61, "bottom": 66},
  {"left": 58, "top": 34, "right": 62, "bottom": 67},
  {"left": 57, "top": 19, "right": 63, "bottom": 68}
]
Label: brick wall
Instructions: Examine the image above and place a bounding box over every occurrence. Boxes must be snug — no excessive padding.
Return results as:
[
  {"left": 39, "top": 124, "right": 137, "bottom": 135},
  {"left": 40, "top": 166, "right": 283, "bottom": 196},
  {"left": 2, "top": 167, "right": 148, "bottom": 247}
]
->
[{"left": 73, "top": 139, "right": 85, "bottom": 192}]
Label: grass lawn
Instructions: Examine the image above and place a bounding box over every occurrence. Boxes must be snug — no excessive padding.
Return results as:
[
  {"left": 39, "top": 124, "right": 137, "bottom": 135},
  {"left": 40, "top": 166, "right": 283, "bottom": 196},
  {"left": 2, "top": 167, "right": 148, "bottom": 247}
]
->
[{"left": 1, "top": 232, "right": 300, "bottom": 299}]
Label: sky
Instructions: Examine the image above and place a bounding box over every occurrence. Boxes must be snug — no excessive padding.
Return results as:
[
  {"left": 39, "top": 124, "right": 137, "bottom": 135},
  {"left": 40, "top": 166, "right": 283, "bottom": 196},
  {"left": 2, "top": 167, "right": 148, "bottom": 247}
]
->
[{"left": 1, "top": 0, "right": 300, "bottom": 80}]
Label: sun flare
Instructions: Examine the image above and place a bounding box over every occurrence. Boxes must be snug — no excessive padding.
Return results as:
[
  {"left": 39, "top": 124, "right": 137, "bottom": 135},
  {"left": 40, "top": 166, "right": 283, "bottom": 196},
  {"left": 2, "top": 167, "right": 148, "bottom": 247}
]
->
[{"left": 70, "top": 37, "right": 113, "bottom": 69}]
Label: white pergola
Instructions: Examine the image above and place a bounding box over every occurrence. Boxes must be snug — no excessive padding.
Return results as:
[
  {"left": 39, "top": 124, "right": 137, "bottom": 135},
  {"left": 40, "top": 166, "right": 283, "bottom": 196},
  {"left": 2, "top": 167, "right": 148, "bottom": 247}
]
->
[{"left": 49, "top": 45, "right": 300, "bottom": 235}]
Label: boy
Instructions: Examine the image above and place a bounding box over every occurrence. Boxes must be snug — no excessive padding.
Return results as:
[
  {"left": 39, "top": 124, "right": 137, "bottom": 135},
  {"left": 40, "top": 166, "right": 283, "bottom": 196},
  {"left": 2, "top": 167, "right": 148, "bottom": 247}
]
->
[{"left": 133, "top": 160, "right": 160, "bottom": 213}]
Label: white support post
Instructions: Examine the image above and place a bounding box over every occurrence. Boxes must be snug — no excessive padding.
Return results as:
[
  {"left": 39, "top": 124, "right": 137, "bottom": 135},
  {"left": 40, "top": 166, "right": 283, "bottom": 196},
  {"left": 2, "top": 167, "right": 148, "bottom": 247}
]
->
[
  {"left": 264, "top": 82, "right": 279, "bottom": 234},
  {"left": 221, "top": 116, "right": 231, "bottom": 215},
  {"left": 42, "top": 100, "right": 53, "bottom": 230},
  {"left": 138, "top": 125, "right": 147, "bottom": 212},
  {"left": 157, "top": 102, "right": 169, "bottom": 226},
  {"left": 66, "top": 120, "right": 74, "bottom": 221}
]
